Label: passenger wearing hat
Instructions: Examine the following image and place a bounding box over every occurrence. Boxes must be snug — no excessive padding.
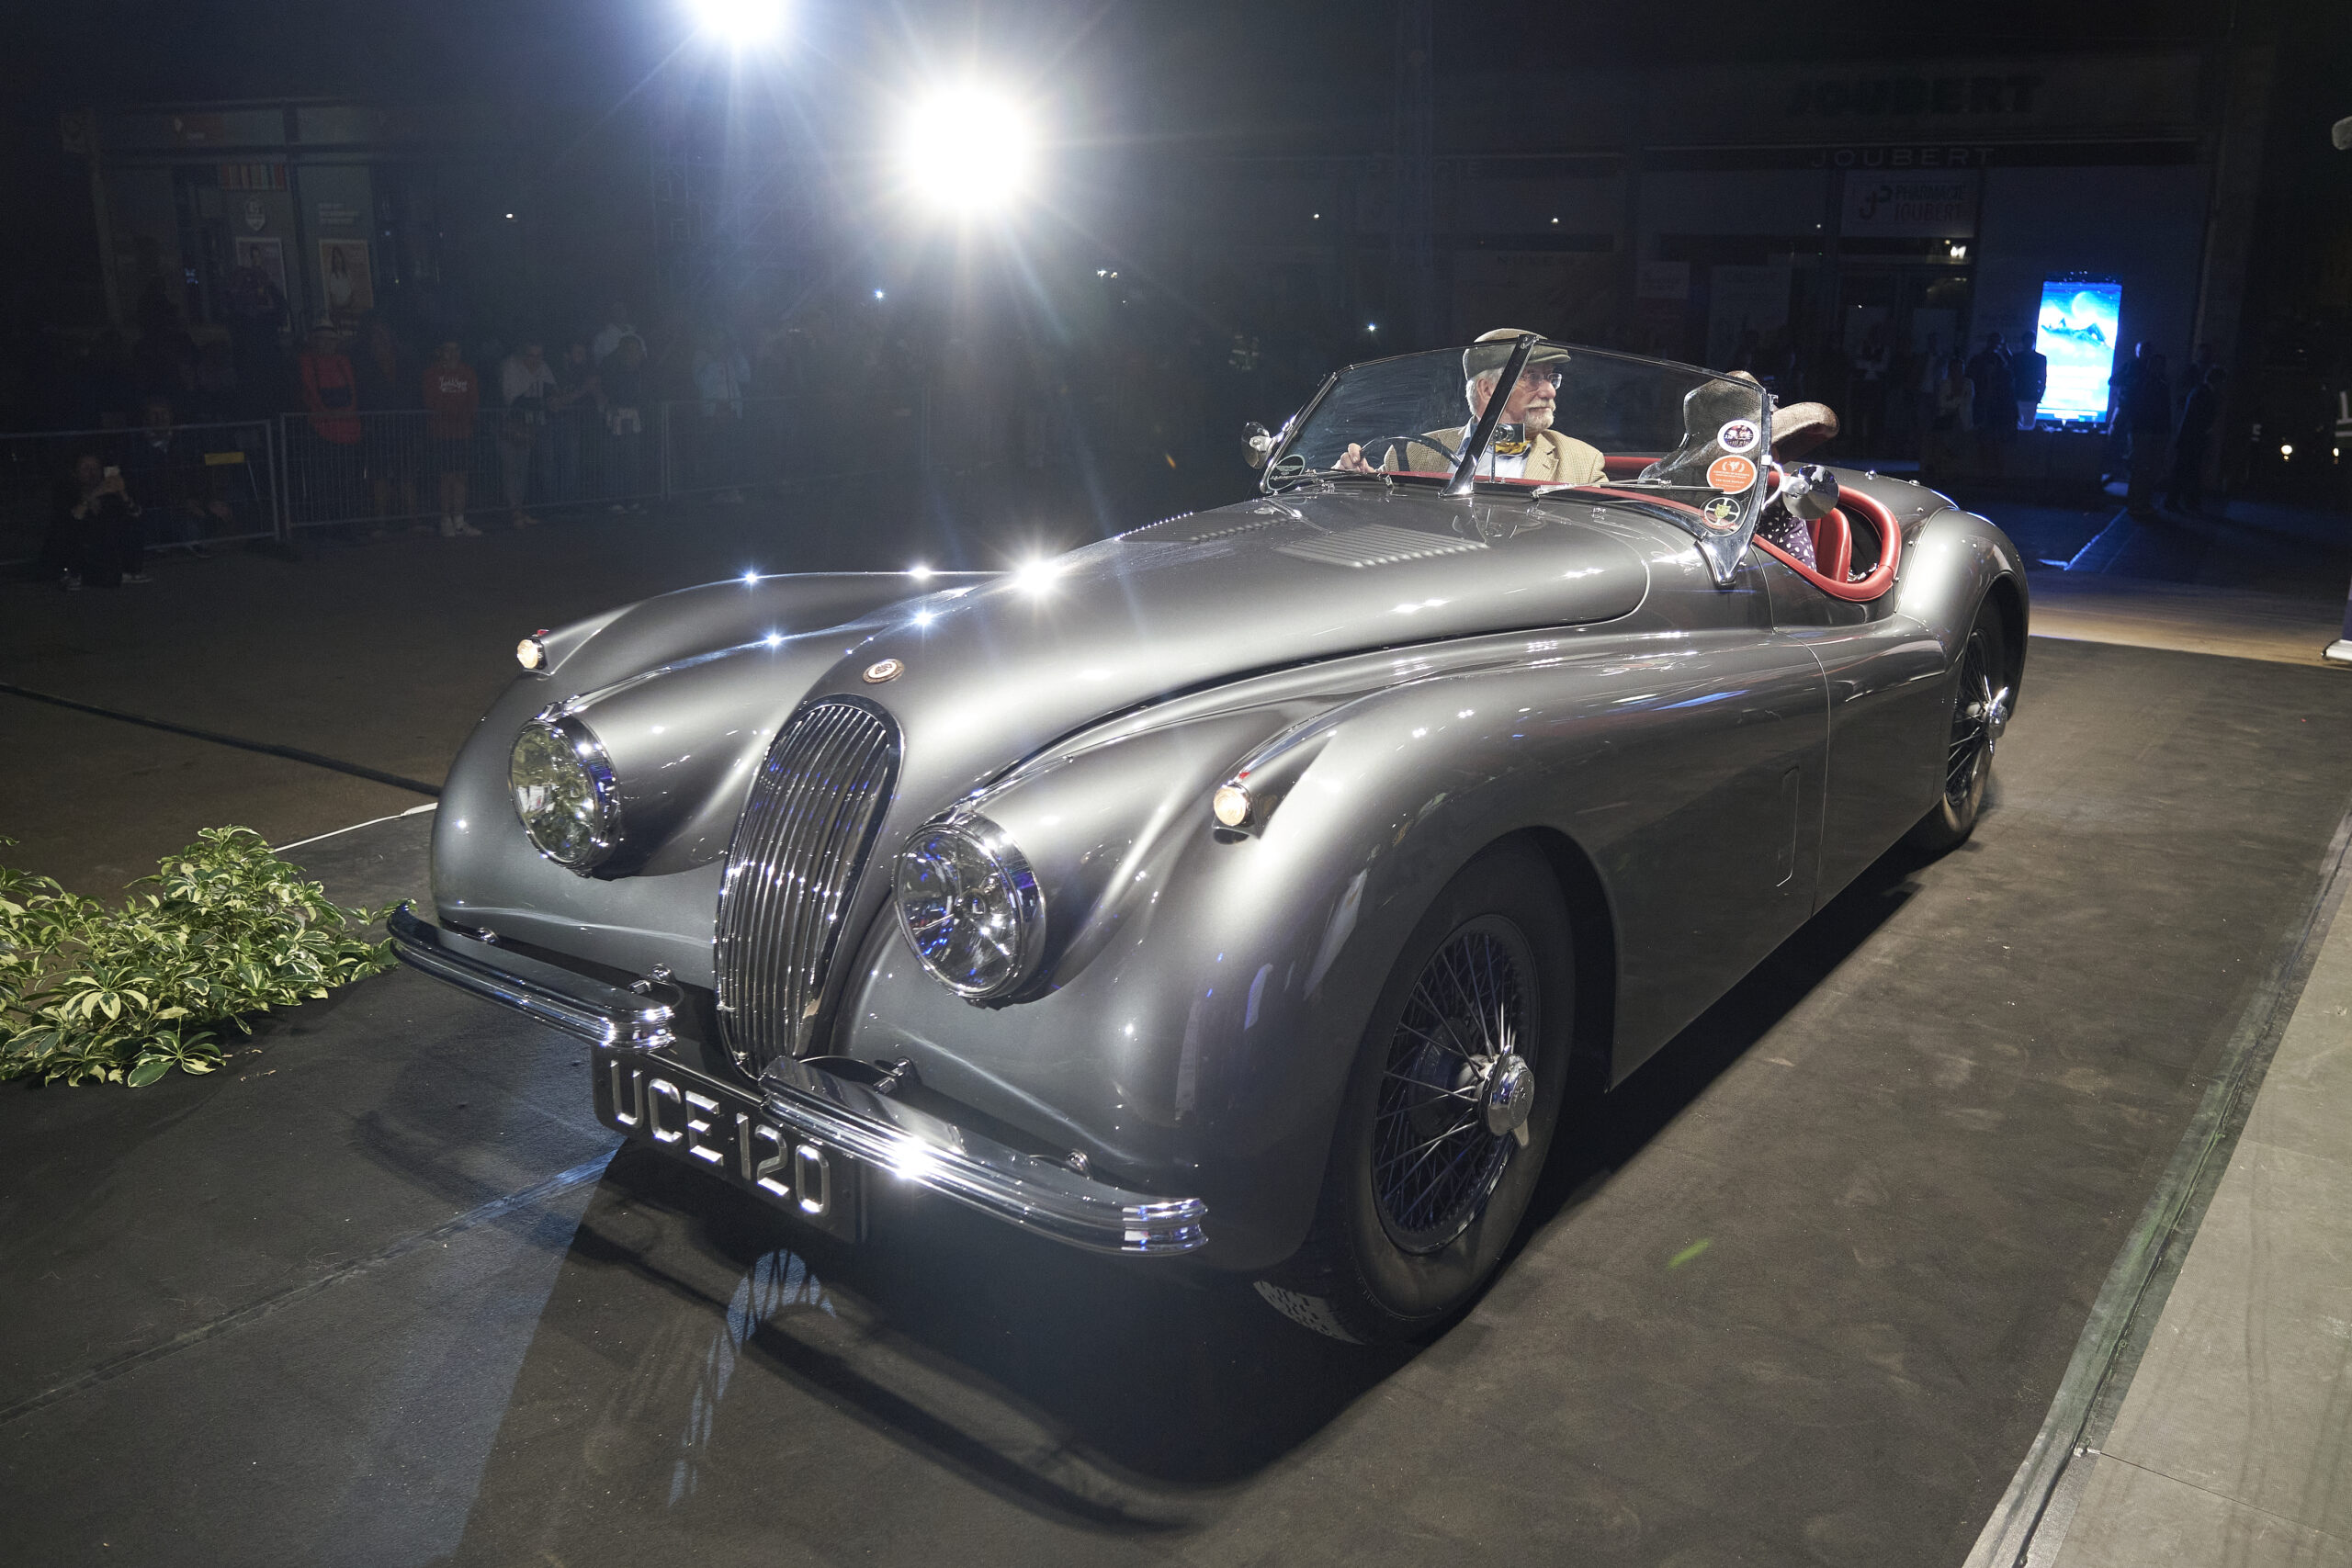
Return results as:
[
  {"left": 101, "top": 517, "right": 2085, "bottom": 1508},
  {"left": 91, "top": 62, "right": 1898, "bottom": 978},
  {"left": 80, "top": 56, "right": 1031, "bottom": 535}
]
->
[{"left": 1336, "top": 329, "right": 1605, "bottom": 485}]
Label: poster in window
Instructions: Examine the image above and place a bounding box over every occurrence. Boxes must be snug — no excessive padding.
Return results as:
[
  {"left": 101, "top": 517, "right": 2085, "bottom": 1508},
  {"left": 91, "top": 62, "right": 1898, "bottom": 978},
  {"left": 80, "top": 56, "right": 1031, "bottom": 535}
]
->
[
  {"left": 232, "top": 236, "right": 288, "bottom": 299},
  {"left": 318, "top": 239, "right": 375, "bottom": 323}
]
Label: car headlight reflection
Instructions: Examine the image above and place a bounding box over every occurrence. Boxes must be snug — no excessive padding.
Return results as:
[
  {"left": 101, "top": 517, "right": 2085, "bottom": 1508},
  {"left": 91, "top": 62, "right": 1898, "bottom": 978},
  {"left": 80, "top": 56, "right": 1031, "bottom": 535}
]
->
[
  {"left": 509, "top": 715, "right": 622, "bottom": 873},
  {"left": 894, "top": 814, "right": 1045, "bottom": 1000}
]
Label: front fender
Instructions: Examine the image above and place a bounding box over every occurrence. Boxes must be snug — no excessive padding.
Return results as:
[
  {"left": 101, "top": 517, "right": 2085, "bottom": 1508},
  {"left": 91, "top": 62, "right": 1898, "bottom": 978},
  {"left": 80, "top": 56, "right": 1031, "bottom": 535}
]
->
[{"left": 831, "top": 637, "right": 1792, "bottom": 1270}]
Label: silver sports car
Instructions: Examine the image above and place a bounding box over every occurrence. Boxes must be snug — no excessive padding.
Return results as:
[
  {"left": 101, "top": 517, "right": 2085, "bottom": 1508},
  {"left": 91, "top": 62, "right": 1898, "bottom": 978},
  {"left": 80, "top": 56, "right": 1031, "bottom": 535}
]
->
[{"left": 392, "top": 333, "right": 2025, "bottom": 1343}]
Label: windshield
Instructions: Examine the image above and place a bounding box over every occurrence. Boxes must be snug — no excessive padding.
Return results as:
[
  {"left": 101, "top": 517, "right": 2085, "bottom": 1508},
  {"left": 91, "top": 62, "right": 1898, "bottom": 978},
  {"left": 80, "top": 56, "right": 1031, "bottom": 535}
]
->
[{"left": 1265, "top": 340, "right": 1773, "bottom": 582}]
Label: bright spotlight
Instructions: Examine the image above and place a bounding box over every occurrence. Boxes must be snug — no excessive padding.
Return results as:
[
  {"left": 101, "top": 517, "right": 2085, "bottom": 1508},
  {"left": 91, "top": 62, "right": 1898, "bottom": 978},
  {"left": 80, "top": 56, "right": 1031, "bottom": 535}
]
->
[
  {"left": 907, "top": 563, "right": 933, "bottom": 580},
  {"left": 1012, "top": 558, "right": 1061, "bottom": 595},
  {"left": 899, "top": 85, "right": 1036, "bottom": 214},
  {"left": 690, "top": 0, "right": 785, "bottom": 46}
]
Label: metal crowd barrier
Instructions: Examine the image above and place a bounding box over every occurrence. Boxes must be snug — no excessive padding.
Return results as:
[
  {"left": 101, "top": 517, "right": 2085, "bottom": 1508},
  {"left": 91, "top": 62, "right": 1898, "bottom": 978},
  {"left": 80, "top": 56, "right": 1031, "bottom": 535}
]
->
[
  {"left": 277, "top": 405, "right": 673, "bottom": 534},
  {"left": 269, "top": 399, "right": 822, "bottom": 534},
  {"left": 6, "top": 391, "right": 1032, "bottom": 563},
  {"left": 0, "top": 420, "right": 279, "bottom": 570}
]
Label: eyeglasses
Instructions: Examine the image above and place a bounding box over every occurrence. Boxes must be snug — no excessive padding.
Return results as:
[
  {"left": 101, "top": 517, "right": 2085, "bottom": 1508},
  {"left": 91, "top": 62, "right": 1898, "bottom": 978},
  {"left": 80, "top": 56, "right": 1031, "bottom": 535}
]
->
[{"left": 1516, "top": 367, "right": 1566, "bottom": 389}]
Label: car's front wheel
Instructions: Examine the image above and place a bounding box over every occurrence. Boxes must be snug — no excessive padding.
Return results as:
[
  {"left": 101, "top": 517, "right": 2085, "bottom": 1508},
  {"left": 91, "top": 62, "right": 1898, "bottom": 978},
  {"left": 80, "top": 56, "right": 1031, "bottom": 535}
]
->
[{"left": 1255, "top": 841, "right": 1572, "bottom": 1345}]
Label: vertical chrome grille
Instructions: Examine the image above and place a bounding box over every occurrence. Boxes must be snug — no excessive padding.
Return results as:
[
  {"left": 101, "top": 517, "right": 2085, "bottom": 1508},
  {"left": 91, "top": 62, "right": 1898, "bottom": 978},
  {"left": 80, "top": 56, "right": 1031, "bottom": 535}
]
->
[{"left": 714, "top": 700, "right": 899, "bottom": 1071}]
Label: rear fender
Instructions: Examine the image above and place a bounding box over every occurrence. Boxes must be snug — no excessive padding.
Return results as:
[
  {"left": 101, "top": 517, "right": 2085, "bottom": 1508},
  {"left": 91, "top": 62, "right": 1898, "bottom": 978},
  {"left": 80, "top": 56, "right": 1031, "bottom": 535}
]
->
[{"left": 1897, "top": 509, "right": 2030, "bottom": 694}]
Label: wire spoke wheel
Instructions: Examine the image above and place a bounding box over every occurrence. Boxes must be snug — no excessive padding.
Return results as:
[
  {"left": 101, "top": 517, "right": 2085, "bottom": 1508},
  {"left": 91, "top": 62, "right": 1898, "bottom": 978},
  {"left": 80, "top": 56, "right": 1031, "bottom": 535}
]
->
[
  {"left": 1370, "top": 915, "right": 1532, "bottom": 1254},
  {"left": 1944, "top": 626, "right": 1996, "bottom": 809}
]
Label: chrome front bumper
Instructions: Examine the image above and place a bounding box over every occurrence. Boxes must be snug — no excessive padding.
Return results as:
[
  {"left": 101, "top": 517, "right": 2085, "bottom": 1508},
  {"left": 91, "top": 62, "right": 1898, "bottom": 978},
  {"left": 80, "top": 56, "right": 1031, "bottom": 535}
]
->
[{"left": 388, "top": 904, "right": 1209, "bottom": 1256}]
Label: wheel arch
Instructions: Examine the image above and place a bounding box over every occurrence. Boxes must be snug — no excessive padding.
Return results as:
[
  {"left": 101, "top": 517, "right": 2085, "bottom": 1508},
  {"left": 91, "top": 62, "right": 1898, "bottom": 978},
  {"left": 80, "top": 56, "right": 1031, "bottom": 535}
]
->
[
  {"left": 1983, "top": 571, "right": 2029, "bottom": 703},
  {"left": 1517, "top": 825, "right": 1620, "bottom": 1092}
]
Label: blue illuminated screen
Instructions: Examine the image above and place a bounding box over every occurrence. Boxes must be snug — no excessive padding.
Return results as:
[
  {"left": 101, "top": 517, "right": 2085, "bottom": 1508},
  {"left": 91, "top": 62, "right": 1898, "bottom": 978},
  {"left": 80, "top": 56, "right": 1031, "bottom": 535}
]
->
[{"left": 2034, "top": 280, "right": 2122, "bottom": 423}]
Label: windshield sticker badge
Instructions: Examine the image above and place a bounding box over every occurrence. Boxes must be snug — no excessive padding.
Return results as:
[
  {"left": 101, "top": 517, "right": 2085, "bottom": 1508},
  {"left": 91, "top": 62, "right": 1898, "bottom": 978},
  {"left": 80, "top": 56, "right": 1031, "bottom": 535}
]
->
[
  {"left": 1716, "top": 419, "right": 1760, "bottom": 455},
  {"left": 1700, "top": 494, "right": 1744, "bottom": 532},
  {"left": 1706, "top": 454, "right": 1758, "bottom": 493}
]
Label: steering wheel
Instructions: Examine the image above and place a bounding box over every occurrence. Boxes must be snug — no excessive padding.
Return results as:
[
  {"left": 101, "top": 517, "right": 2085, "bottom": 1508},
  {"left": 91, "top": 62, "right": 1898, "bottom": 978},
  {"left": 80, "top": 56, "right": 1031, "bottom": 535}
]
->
[{"left": 1339, "top": 434, "right": 1457, "bottom": 476}]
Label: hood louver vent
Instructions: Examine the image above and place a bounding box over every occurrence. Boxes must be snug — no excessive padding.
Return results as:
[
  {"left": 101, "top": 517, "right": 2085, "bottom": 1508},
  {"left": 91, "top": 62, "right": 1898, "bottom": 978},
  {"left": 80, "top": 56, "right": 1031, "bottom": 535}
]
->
[{"left": 1274, "top": 525, "right": 1488, "bottom": 569}]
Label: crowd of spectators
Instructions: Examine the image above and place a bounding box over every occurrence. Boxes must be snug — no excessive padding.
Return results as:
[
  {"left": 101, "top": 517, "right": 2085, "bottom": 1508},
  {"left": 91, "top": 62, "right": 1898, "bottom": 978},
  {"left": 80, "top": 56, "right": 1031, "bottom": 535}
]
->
[
  {"left": 17, "top": 265, "right": 2260, "bottom": 592},
  {"left": 11, "top": 272, "right": 1354, "bottom": 587},
  {"left": 1714, "top": 319, "right": 2232, "bottom": 515}
]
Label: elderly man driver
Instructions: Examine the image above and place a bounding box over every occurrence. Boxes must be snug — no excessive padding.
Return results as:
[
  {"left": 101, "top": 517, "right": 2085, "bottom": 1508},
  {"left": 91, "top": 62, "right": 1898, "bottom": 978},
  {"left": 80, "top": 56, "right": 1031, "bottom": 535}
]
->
[{"left": 1337, "top": 328, "right": 1605, "bottom": 485}]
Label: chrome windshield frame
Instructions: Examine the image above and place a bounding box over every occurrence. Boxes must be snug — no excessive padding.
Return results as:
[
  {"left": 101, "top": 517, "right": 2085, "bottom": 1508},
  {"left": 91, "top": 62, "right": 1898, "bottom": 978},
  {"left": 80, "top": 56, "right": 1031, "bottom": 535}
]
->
[
  {"left": 1445, "top": 333, "right": 1536, "bottom": 499},
  {"left": 1258, "top": 341, "right": 1777, "bottom": 584}
]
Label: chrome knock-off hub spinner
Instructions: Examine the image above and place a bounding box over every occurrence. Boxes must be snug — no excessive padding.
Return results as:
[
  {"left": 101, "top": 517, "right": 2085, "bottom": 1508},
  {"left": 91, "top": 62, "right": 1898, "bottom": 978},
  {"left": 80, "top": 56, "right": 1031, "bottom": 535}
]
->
[{"left": 1477, "top": 1053, "right": 1535, "bottom": 1145}]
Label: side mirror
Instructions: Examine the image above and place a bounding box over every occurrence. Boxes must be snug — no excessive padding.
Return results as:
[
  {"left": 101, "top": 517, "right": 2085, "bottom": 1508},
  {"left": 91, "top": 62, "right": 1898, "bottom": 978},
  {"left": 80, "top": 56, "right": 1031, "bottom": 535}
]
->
[
  {"left": 1242, "top": 422, "right": 1275, "bottom": 470},
  {"left": 1779, "top": 463, "right": 1840, "bottom": 523}
]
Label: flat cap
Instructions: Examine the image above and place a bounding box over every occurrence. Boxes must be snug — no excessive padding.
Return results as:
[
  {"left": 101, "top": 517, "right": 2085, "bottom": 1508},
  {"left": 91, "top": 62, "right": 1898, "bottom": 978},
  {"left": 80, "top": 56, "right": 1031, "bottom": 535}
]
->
[{"left": 1464, "top": 328, "right": 1573, "bottom": 381}]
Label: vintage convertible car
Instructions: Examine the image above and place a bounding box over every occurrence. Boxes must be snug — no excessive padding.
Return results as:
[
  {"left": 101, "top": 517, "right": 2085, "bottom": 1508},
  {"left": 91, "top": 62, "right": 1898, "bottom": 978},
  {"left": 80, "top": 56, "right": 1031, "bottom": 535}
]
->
[{"left": 391, "top": 333, "right": 2026, "bottom": 1343}]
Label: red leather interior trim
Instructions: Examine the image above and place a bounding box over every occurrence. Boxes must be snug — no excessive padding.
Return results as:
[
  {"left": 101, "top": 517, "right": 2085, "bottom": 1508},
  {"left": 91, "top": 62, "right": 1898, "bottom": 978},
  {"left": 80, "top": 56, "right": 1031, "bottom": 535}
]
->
[
  {"left": 1754, "top": 490, "right": 1902, "bottom": 602},
  {"left": 1810, "top": 510, "right": 1851, "bottom": 581}
]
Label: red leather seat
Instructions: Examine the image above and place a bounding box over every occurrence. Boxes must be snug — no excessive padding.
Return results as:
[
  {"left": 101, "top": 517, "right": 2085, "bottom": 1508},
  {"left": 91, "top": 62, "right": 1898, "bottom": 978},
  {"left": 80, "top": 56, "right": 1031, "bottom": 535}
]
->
[{"left": 1809, "top": 510, "right": 1851, "bottom": 581}]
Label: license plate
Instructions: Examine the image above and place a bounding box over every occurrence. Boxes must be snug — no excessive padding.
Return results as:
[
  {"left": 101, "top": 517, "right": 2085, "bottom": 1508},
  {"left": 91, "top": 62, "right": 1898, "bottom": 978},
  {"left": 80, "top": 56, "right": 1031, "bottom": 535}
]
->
[{"left": 592, "top": 1045, "right": 863, "bottom": 1242}]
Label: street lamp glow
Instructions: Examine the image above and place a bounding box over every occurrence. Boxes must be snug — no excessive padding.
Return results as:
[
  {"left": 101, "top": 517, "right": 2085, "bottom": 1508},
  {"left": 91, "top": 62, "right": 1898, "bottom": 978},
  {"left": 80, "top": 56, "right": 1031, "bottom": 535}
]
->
[
  {"left": 899, "top": 85, "right": 1036, "bottom": 214},
  {"left": 690, "top": 0, "right": 784, "bottom": 47}
]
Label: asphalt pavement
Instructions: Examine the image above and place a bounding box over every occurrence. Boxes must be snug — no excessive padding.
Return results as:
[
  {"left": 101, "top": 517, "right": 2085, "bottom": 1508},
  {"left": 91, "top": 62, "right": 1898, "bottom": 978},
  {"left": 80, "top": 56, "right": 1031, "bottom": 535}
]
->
[{"left": 5, "top": 636, "right": 2350, "bottom": 1566}]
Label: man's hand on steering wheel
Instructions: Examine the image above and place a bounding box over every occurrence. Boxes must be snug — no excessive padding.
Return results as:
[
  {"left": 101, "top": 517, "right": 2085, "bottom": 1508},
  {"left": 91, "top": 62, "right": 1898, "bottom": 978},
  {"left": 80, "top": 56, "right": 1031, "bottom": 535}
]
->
[{"left": 1335, "top": 442, "right": 1377, "bottom": 474}]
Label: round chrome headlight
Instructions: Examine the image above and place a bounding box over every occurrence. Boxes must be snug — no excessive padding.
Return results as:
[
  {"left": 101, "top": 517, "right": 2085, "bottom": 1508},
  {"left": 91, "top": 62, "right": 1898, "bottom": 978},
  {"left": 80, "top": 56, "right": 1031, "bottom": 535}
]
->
[
  {"left": 509, "top": 715, "right": 622, "bottom": 873},
  {"left": 894, "top": 813, "right": 1045, "bottom": 1000}
]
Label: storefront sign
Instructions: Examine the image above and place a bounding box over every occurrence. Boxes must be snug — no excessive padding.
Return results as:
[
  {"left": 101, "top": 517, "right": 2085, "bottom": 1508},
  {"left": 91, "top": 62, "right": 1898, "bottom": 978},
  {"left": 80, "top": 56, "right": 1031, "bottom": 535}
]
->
[
  {"left": 167, "top": 113, "right": 230, "bottom": 144},
  {"left": 1840, "top": 170, "right": 1979, "bottom": 238},
  {"left": 1645, "top": 141, "right": 2198, "bottom": 172},
  {"left": 1784, "top": 74, "right": 2043, "bottom": 118}
]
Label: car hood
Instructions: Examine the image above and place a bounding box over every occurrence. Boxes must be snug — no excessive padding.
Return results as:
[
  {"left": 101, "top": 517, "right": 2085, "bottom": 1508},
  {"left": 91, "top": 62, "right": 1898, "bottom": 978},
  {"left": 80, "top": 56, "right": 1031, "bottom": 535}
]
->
[{"left": 569, "top": 489, "right": 1655, "bottom": 872}]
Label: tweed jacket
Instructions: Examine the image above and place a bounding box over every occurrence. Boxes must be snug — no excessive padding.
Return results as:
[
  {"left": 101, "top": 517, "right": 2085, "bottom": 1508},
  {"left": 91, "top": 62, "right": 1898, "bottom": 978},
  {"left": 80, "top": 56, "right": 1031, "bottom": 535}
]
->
[{"left": 1383, "top": 425, "right": 1606, "bottom": 485}]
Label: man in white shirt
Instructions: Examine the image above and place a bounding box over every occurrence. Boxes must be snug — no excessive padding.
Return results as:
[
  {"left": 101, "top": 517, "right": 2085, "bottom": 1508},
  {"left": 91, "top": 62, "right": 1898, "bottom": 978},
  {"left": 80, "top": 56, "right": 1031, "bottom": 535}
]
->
[
  {"left": 498, "top": 340, "right": 558, "bottom": 527},
  {"left": 591, "top": 303, "right": 636, "bottom": 366},
  {"left": 690, "top": 327, "right": 752, "bottom": 502}
]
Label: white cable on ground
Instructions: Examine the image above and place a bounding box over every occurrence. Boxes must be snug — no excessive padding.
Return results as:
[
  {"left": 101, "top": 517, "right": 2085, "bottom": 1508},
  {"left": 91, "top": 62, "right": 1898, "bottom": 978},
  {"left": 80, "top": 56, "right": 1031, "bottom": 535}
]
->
[{"left": 272, "top": 801, "right": 438, "bottom": 854}]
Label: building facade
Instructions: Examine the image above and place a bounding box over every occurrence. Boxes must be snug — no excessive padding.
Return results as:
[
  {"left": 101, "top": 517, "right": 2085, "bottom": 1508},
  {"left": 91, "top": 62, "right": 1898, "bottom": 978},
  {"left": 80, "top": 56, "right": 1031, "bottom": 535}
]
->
[{"left": 1183, "top": 46, "right": 2265, "bottom": 406}]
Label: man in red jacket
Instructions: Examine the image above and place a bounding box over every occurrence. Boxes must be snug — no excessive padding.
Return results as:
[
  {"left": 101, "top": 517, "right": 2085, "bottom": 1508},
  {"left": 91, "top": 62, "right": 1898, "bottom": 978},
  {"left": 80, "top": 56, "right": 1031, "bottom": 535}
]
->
[
  {"left": 296, "top": 327, "right": 363, "bottom": 527},
  {"left": 422, "top": 340, "right": 483, "bottom": 536}
]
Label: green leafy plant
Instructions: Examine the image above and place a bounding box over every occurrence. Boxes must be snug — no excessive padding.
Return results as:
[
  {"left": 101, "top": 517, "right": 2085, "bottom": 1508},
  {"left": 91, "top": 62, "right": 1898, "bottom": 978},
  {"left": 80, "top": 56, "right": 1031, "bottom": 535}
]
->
[{"left": 0, "top": 828, "right": 396, "bottom": 1087}]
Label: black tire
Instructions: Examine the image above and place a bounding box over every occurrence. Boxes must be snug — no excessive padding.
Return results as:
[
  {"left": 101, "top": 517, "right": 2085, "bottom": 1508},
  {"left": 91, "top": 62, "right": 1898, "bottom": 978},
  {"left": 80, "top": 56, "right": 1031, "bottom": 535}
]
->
[
  {"left": 1255, "top": 841, "right": 1572, "bottom": 1345},
  {"left": 1907, "top": 596, "right": 2011, "bottom": 854}
]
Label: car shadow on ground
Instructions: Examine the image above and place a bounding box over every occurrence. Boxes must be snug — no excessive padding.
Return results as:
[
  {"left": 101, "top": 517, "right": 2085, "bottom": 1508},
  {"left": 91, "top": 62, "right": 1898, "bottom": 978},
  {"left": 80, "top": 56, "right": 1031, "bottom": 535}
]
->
[
  {"left": 1514, "top": 828, "right": 1942, "bottom": 1252},
  {"left": 435, "top": 830, "right": 1943, "bottom": 1555}
]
